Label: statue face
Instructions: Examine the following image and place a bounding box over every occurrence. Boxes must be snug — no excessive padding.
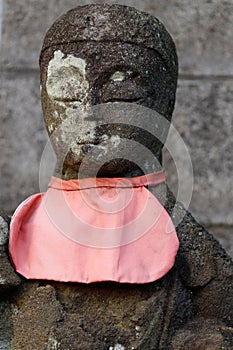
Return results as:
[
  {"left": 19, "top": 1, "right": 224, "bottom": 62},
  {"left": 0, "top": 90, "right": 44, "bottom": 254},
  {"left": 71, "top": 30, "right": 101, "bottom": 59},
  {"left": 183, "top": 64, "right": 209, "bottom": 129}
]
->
[{"left": 40, "top": 42, "right": 175, "bottom": 178}]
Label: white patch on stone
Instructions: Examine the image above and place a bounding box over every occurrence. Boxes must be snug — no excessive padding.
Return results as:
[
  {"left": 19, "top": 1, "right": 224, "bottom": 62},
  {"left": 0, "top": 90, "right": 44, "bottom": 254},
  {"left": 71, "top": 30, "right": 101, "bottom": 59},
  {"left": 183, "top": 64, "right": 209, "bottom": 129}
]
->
[
  {"left": 93, "top": 135, "right": 122, "bottom": 161},
  {"left": 45, "top": 51, "right": 97, "bottom": 162},
  {"left": 46, "top": 50, "right": 89, "bottom": 104},
  {"left": 0, "top": 276, "right": 7, "bottom": 284},
  {"left": 52, "top": 107, "right": 98, "bottom": 164},
  {"left": 110, "top": 70, "right": 134, "bottom": 82},
  {"left": 101, "top": 134, "right": 109, "bottom": 142},
  {"left": 47, "top": 336, "right": 60, "bottom": 350},
  {"left": 111, "top": 71, "right": 126, "bottom": 82},
  {"left": 109, "top": 345, "right": 125, "bottom": 350},
  {"left": 96, "top": 144, "right": 108, "bottom": 152},
  {"left": 60, "top": 108, "right": 96, "bottom": 144},
  {"left": 48, "top": 125, "right": 54, "bottom": 133},
  {"left": 0, "top": 340, "right": 11, "bottom": 350},
  {"left": 69, "top": 141, "right": 83, "bottom": 158},
  {"left": 110, "top": 135, "right": 121, "bottom": 148},
  {"left": 53, "top": 110, "right": 59, "bottom": 119},
  {"left": 135, "top": 325, "right": 141, "bottom": 339},
  {"left": 0, "top": 277, "right": 6, "bottom": 284},
  {"left": 48, "top": 50, "right": 86, "bottom": 80}
]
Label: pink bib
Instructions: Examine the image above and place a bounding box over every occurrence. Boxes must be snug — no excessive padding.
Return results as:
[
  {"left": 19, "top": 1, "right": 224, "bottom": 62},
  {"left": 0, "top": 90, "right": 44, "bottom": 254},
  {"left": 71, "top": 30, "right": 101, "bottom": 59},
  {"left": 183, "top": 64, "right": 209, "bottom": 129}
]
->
[{"left": 9, "top": 171, "right": 179, "bottom": 283}]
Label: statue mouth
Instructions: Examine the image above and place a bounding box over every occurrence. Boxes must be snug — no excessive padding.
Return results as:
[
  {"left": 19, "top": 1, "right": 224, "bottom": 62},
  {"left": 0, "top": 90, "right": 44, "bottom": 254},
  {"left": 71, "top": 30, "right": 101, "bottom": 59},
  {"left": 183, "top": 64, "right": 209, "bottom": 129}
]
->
[{"left": 75, "top": 138, "right": 104, "bottom": 148}]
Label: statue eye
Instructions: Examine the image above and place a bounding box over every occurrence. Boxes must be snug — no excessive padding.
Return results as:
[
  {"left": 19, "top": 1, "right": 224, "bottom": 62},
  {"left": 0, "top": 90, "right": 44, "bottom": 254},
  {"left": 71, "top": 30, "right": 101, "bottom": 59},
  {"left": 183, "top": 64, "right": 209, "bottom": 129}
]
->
[
  {"left": 110, "top": 70, "right": 134, "bottom": 82},
  {"left": 46, "top": 66, "right": 89, "bottom": 103}
]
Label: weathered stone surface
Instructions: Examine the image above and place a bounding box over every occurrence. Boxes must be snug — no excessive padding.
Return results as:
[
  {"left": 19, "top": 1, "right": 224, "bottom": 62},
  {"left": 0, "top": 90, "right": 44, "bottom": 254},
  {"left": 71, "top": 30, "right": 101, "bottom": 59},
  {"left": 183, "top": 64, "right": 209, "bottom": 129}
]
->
[
  {"left": 47, "top": 279, "right": 180, "bottom": 350},
  {"left": 0, "top": 216, "right": 22, "bottom": 293},
  {"left": 0, "top": 301, "right": 12, "bottom": 350},
  {"left": 164, "top": 79, "right": 233, "bottom": 225},
  {"left": 0, "top": 217, "right": 9, "bottom": 246},
  {"left": 41, "top": 4, "right": 177, "bottom": 73},
  {"left": 169, "top": 318, "right": 233, "bottom": 350},
  {"left": 206, "top": 225, "right": 233, "bottom": 259},
  {"left": 12, "top": 284, "right": 63, "bottom": 350},
  {"left": 1, "top": 0, "right": 233, "bottom": 74},
  {"left": 0, "top": 3, "right": 233, "bottom": 349},
  {"left": 0, "top": 252, "right": 21, "bottom": 294},
  {"left": 0, "top": 72, "right": 48, "bottom": 213},
  {"left": 39, "top": 4, "right": 177, "bottom": 179}
]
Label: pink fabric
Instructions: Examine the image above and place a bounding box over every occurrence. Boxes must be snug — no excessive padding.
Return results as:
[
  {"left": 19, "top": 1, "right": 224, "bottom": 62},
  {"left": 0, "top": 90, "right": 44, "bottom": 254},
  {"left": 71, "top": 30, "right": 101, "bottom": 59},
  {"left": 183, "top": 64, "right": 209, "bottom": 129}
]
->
[{"left": 9, "top": 171, "right": 179, "bottom": 283}]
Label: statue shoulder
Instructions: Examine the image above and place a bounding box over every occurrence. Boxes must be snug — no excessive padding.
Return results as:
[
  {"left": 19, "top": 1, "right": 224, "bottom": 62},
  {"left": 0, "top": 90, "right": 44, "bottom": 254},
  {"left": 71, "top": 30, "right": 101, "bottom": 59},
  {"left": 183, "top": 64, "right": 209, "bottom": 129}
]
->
[
  {"left": 164, "top": 187, "right": 233, "bottom": 288},
  {"left": 0, "top": 215, "right": 22, "bottom": 293},
  {"left": 176, "top": 209, "right": 233, "bottom": 287},
  {"left": 175, "top": 208, "right": 233, "bottom": 326}
]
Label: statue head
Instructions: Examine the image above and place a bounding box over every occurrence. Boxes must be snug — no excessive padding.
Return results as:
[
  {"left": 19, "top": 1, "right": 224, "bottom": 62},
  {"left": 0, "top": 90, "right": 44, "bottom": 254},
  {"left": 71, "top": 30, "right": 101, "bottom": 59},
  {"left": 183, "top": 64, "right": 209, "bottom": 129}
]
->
[{"left": 39, "top": 4, "right": 178, "bottom": 179}]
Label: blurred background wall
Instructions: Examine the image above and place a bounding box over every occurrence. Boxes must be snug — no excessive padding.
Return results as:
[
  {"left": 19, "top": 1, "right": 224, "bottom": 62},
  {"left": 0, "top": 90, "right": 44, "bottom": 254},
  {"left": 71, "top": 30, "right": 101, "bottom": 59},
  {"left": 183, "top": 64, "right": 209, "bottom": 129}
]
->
[{"left": 0, "top": 0, "right": 232, "bottom": 256}]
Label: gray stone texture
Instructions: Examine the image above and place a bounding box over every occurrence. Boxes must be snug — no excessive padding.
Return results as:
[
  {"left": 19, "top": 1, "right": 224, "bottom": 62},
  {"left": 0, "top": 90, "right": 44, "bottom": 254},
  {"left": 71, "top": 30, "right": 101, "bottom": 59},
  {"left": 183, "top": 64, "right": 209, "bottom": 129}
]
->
[
  {"left": 0, "top": 301, "right": 12, "bottom": 350},
  {"left": 0, "top": 0, "right": 232, "bottom": 254},
  {"left": 0, "top": 216, "right": 21, "bottom": 293},
  {"left": 164, "top": 79, "right": 233, "bottom": 226},
  {"left": 0, "top": 71, "right": 48, "bottom": 213}
]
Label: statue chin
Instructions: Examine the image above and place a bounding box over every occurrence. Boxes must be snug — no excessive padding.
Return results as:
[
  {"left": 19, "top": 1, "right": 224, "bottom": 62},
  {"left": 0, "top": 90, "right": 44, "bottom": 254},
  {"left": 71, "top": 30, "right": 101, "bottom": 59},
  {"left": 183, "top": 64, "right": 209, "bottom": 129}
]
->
[{"left": 96, "top": 159, "right": 144, "bottom": 178}]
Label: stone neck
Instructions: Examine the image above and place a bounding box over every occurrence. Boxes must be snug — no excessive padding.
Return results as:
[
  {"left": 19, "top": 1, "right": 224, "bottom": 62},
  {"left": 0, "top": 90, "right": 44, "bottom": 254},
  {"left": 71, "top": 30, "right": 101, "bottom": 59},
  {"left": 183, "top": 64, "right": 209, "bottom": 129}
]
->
[{"left": 54, "top": 162, "right": 163, "bottom": 180}]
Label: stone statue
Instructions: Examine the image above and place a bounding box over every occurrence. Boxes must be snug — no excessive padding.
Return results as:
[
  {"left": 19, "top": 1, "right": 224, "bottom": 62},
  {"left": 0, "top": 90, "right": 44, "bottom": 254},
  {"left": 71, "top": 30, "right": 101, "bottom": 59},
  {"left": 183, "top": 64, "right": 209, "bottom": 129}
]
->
[{"left": 1, "top": 4, "right": 233, "bottom": 350}]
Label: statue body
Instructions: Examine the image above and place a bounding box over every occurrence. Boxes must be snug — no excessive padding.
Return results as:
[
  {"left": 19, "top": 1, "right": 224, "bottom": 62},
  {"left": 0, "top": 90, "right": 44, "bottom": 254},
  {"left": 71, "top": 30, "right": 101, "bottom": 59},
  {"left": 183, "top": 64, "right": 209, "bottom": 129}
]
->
[{"left": 1, "top": 5, "right": 233, "bottom": 349}]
